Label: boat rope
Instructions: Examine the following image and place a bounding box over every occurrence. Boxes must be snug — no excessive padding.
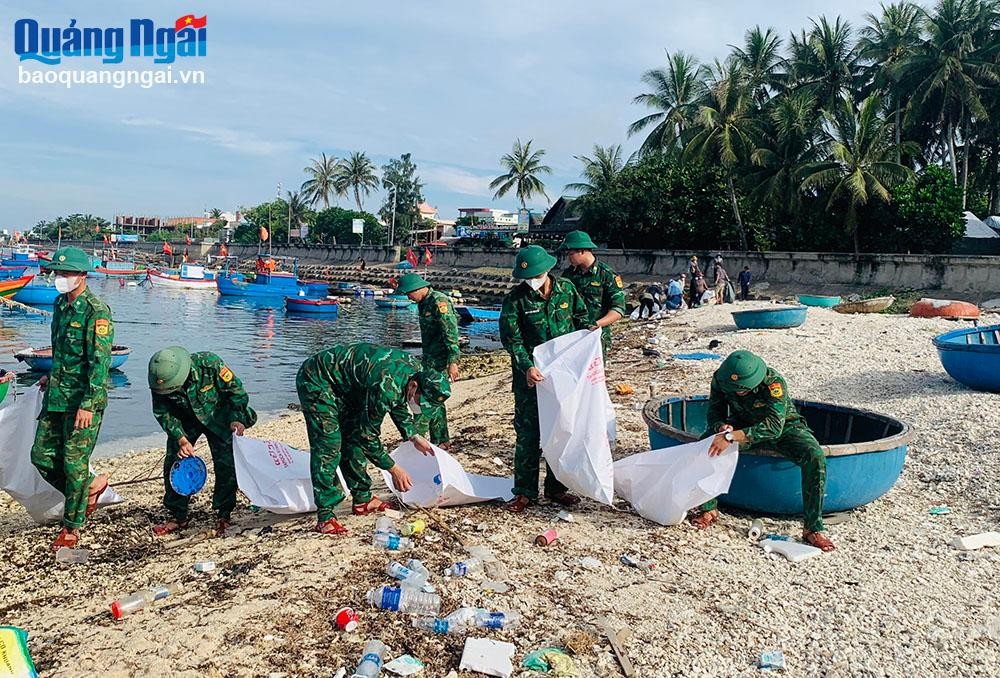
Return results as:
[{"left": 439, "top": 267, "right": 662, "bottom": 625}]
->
[{"left": 0, "top": 295, "right": 52, "bottom": 315}]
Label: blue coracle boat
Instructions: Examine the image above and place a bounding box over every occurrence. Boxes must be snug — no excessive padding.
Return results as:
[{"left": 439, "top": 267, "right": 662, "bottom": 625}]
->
[
  {"left": 643, "top": 395, "right": 913, "bottom": 514},
  {"left": 732, "top": 305, "right": 808, "bottom": 329},
  {"left": 457, "top": 305, "right": 502, "bottom": 322},
  {"left": 933, "top": 323, "right": 1000, "bottom": 392},
  {"left": 798, "top": 294, "right": 841, "bottom": 308},
  {"left": 15, "top": 345, "right": 132, "bottom": 371},
  {"left": 374, "top": 295, "right": 414, "bottom": 309}
]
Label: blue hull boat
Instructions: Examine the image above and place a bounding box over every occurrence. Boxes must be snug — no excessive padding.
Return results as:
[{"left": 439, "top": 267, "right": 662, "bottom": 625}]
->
[
  {"left": 13, "top": 284, "right": 59, "bottom": 305},
  {"left": 732, "top": 305, "right": 808, "bottom": 329},
  {"left": 217, "top": 272, "right": 328, "bottom": 298},
  {"left": 643, "top": 395, "right": 913, "bottom": 514},
  {"left": 0, "top": 266, "right": 28, "bottom": 280},
  {"left": 798, "top": 294, "right": 841, "bottom": 308},
  {"left": 457, "top": 305, "right": 502, "bottom": 322},
  {"left": 285, "top": 296, "right": 340, "bottom": 315},
  {"left": 15, "top": 345, "right": 132, "bottom": 372},
  {"left": 933, "top": 323, "right": 1000, "bottom": 392}
]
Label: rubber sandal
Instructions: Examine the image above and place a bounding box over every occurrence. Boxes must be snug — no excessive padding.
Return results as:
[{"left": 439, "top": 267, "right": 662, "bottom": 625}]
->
[
  {"left": 51, "top": 528, "right": 79, "bottom": 552},
  {"left": 689, "top": 509, "right": 719, "bottom": 530},
  {"left": 85, "top": 475, "right": 109, "bottom": 517},
  {"left": 152, "top": 519, "right": 190, "bottom": 537},
  {"left": 216, "top": 519, "right": 232, "bottom": 537},
  {"left": 505, "top": 495, "right": 534, "bottom": 514},
  {"left": 545, "top": 491, "right": 581, "bottom": 507},
  {"left": 803, "top": 531, "right": 835, "bottom": 552},
  {"left": 314, "top": 518, "right": 348, "bottom": 535},
  {"left": 351, "top": 497, "right": 399, "bottom": 516}
]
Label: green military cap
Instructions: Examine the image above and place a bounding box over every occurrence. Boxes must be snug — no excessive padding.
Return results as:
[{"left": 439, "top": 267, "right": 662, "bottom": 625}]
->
[
  {"left": 394, "top": 273, "right": 431, "bottom": 295},
  {"left": 560, "top": 230, "right": 598, "bottom": 250},
  {"left": 717, "top": 350, "right": 767, "bottom": 392},
  {"left": 45, "top": 247, "right": 94, "bottom": 273},
  {"left": 512, "top": 245, "right": 557, "bottom": 280},
  {"left": 416, "top": 370, "right": 451, "bottom": 403},
  {"left": 148, "top": 347, "right": 193, "bottom": 394}
]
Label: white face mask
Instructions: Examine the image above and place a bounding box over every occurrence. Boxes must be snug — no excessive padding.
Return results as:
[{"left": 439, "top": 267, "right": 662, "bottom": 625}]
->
[
  {"left": 525, "top": 275, "right": 547, "bottom": 291},
  {"left": 407, "top": 399, "right": 422, "bottom": 415},
  {"left": 54, "top": 275, "right": 81, "bottom": 294}
]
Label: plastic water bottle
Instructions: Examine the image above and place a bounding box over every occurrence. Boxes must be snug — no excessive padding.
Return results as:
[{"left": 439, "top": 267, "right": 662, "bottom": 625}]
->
[
  {"left": 351, "top": 639, "right": 388, "bottom": 678},
  {"left": 406, "top": 559, "right": 430, "bottom": 580},
  {"left": 447, "top": 607, "right": 487, "bottom": 625},
  {"left": 475, "top": 611, "right": 521, "bottom": 630},
  {"left": 443, "top": 557, "right": 483, "bottom": 577},
  {"left": 372, "top": 533, "right": 413, "bottom": 551},
  {"left": 374, "top": 517, "right": 398, "bottom": 535},
  {"left": 110, "top": 582, "right": 183, "bottom": 620},
  {"left": 411, "top": 617, "right": 467, "bottom": 635},
  {"left": 366, "top": 586, "right": 441, "bottom": 616},
  {"left": 386, "top": 561, "right": 428, "bottom": 589}
]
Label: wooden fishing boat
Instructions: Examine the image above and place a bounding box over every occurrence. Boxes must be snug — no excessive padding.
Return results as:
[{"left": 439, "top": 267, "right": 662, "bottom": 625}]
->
[
  {"left": 731, "top": 305, "right": 807, "bottom": 330},
  {"left": 643, "top": 395, "right": 914, "bottom": 514},
  {"left": 933, "top": 323, "right": 1000, "bottom": 392},
  {"left": 0, "top": 275, "right": 34, "bottom": 299},
  {"left": 797, "top": 294, "right": 842, "bottom": 308},
  {"left": 0, "top": 266, "right": 29, "bottom": 280},
  {"left": 456, "top": 305, "right": 502, "bottom": 322},
  {"left": 833, "top": 296, "right": 894, "bottom": 314},
  {"left": 909, "top": 298, "right": 980, "bottom": 321},
  {"left": 285, "top": 296, "right": 340, "bottom": 315},
  {"left": 217, "top": 257, "right": 328, "bottom": 298},
  {"left": 374, "top": 295, "right": 414, "bottom": 309},
  {"left": 15, "top": 345, "right": 132, "bottom": 371},
  {"left": 147, "top": 265, "right": 218, "bottom": 291}
]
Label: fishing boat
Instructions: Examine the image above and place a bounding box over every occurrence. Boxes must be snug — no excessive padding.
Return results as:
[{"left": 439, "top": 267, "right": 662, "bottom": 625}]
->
[
  {"left": 15, "top": 345, "right": 132, "bottom": 371},
  {"left": 216, "top": 256, "right": 328, "bottom": 299},
  {"left": 909, "top": 298, "right": 980, "bottom": 321},
  {"left": 0, "top": 275, "right": 35, "bottom": 299},
  {"left": 89, "top": 259, "right": 147, "bottom": 279},
  {"left": 285, "top": 296, "right": 340, "bottom": 315},
  {"left": 147, "top": 264, "right": 218, "bottom": 291},
  {"left": 456, "top": 305, "right": 502, "bottom": 322},
  {"left": 833, "top": 296, "right": 895, "bottom": 314},
  {"left": 374, "top": 295, "right": 414, "bottom": 309},
  {"left": 731, "top": 305, "right": 807, "bottom": 330},
  {"left": 336, "top": 282, "right": 359, "bottom": 290},
  {"left": 1, "top": 246, "right": 40, "bottom": 267},
  {"left": 0, "top": 266, "right": 29, "bottom": 281},
  {"left": 797, "top": 294, "right": 842, "bottom": 308},
  {"left": 12, "top": 280, "right": 59, "bottom": 305},
  {"left": 643, "top": 395, "right": 914, "bottom": 514},
  {"left": 933, "top": 323, "right": 1000, "bottom": 392}
]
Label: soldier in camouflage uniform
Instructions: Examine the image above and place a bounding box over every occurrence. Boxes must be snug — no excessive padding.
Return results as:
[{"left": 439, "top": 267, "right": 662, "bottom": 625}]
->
[
  {"left": 560, "top": 231, "right": 626, "bottom": 361},
  {"left": 29, "top": 247, "right": 113, "bottom": 551},
  {"left": 500, "top": 245, "right": 590, "bottom": 513},
  {"left": 296, "top": 343, "right": 451, "bottom": 535},
  {"left": 147, "top": 348, "right": 258, "bottom": 537},
  {"left": 395, "top": 273, "right": 461, "bottom": 447},
  {"left": 694, "top": 350, "right": 835, "bottom": 552}
]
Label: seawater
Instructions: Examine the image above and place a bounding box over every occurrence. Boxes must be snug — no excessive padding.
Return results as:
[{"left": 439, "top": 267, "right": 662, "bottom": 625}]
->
[{"left": 0, "top": 278, "right": 499, "bottom": 456}]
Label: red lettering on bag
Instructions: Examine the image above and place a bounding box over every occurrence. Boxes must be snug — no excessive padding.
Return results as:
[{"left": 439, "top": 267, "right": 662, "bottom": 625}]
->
[
  {"left": 266, "top": 441, "right": 293, "bottom": 468},
  {"left": 584, "top": 356, "right": 605, "bottom": 385}
]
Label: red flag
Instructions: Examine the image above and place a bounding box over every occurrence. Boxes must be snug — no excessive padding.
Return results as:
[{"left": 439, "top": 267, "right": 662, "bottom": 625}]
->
[
  {"left": 389, "top": 275, "right": 398, "bottom": 289},
  {"left": 175, "top": 14, "right": 207, "bottom": 32},
  {"left": 422, "top": 248, "right": 433, "bottom": 266},
  {"left": 103, "top": 234, "right": 111, "bottom": 245},
  {"left": 186, "top": 234, "right": 192, "bottom": 246},
  {"left": 219, "top": 243, "right": 229, "bottom": 257},
  {"left": 406, "top": 248, "right": 418, "bottom": 268},
  {"left": 162, "top": 241, "right": 173, "bottom": 256},
  {"left": 259, "top": 226, "right": 269, "bottom": 242}
]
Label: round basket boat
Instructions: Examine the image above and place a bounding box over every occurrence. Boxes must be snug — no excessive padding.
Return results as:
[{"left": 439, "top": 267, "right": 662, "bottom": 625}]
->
[
  {"left": 797, "top": 294, "right": 841, "bottom": 308},
  {"left": 731, "top": 305, "right": 807, "bottom": 330},
  {"left": 375, "top": 295, "right": 414, "bottom": 309},
  {"left": 933, "top": 323, "right": 1000, "bottom": 392},
  {"left": 642, "top": 395, "right": 914, "bottom": 514},
  {"left": 14, "top": 345, "right": 132, "bottom": 372},
  {"left": 910, "top": 298, "right": 980, "bottom": 321}
]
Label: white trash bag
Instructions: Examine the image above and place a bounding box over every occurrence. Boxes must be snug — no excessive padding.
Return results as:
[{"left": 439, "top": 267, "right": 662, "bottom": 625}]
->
[
  {"left": 382, "top": 442, "right": 513, "bottom": 508},
  {"left": 0, "top": 387, "right": 123, "bottom": 524},
  {"left": 534, "top": 329, "right": 615, "bottom": 505},
  {"left": 233, "top": 435, "right": 346, "bottom": 514},
  {"left": 613, "top": 437, "right": 739, "bottom": 526}
]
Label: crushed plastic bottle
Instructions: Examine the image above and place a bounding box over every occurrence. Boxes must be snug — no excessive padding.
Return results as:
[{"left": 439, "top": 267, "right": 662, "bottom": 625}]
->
[
  {"left": 372, "top": 533, "right": 413, "bottom": 551},
  {"left": 366, "top": 586, "right": 441, "bottom": 616},
  {"left": 374, "top": 517, "right": 398, "bottom": 535},
  {"left": 443, "top": 557, "right": 483, "bottom": 577},
  {"left": 406, "top": 559, "right": 430, "bottom": 580},
  {"left": 351, "top": 639, "right": 389, "bottom": 678},
  {"left": 475, "top": 611, "right": 521, "bottom": 630},
  {"left": 387, "top": 561, "right": 428, "bottom": 589},
  {"left": 111, "top": 582, "right": 183, "bottom": 620},
  {"left": 411, "top": 617, "right": 467, "bottom": 635}
]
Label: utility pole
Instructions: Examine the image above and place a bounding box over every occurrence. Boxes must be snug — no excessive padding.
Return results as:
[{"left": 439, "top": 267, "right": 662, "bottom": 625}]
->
[{"left": 384, "top": 180, "right": 397, "bottom": 247}]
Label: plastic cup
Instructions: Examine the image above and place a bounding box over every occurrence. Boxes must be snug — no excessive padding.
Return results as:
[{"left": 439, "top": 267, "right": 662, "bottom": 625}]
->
[
  {"left": 335, "top": 606, "right": 360, "bottom": 632},
  {"left": 535, "top": 528, "right": 558, "bottom": 546}
]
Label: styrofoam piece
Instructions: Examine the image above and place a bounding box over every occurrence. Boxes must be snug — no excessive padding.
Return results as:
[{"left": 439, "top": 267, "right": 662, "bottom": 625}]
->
[
  {"left": 950, "top": 532, "right": 1000, "bottom": 551},
  {"left": 760, "top": 538, "right": 823, "bottom": 562},
  {"left": 459, "top": 638, "right": 515, "bottom": 678}
]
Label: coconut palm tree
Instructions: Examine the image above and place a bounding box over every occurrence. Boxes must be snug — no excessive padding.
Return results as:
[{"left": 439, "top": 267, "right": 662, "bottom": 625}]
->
[
  {"left": 787, "top": 16, "right": 863, "bottom": 114},
  {"left": 285, "top": 191, "right": 311, "bottom": 239},
  {"left": 730, "top": 26, "right": 785, "bottom": 107},
  {"left": 489, "top": 138, "right": 552, "bottom": 209},
  {"left": 628, "top": 51, "right": 704, "bottom": 155},
  {"left": 800, "top": 95, "right": 917, "bottom": 253},
  {"left": 300, "top": 153, "right": 344, "bottom": 209},
  {"left": 683, "top": 59, "right": 756, "bottom": 250},
  {"left": 337, "top": 151, "right": 380, "bottom": 212},
  {"left": 209, "top": 207, "right": 223, "bottom": 219},
  {"left": 565, "top": 144, "right": 630, "bottom": 196}
]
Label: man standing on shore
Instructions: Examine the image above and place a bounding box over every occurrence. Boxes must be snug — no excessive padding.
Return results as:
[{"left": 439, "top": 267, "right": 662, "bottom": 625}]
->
[
  {"left": 395, "top": 273, "right": 461, "bottom": 449},
  {"left": 147, "top": 347, "right": 258, "bottom": 537},
  {"left": 296, "top": 344, "right": 450, "bottom": 535},
  {"left": 560, "top": 231, "right": 626, "bottom": 361},
  {"left": 30, "top": 247, "right": 112, "bottom": 551},
  {"left": 738, "top": 265, "right": 752, "bottom": 301},
  {"left": 500, "top": 245, "right": 589, "bottom": 513},
  {"left": 692, "top": 350, "right": 835, "bottom": 552}
]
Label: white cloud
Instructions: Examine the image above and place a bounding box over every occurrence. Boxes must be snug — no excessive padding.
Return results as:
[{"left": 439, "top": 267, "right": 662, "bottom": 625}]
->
[
  {"left": 121, "top": 116, "right": 295, "bottom": 156},
  {"left": 419, "top": 163, "right": 494, "bottom": 197}
]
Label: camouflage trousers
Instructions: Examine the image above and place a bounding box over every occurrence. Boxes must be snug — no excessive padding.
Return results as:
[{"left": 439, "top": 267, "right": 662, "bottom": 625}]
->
[
  {"left": 700, "top": 423, "right": 827, "bottom": 532},
  {"left": 162, "top": 422, "right": 237, "bottom": 522},
  {"left": 416, "top": 365, "right": 450, "bottom": 444},
  {"left": 30, "top": 410, "right": 104, "bottom": 529},
  {"left": 512, "top": 386, "right": 567, "bottom": 499}
]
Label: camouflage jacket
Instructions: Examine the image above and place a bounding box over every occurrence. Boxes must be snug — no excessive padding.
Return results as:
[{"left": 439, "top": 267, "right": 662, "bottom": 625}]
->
[
  {"left": 418, "top": 288, "right": 461, "bottom": 371},
  {"left": 562, "top": 259, "right": 627, "bottom": 339},
  {"left": 45, "top": 287, "right": 113, "bottom": 413},
  {"left": 706, "top": 367, "right": 806, "bottom": 445}
]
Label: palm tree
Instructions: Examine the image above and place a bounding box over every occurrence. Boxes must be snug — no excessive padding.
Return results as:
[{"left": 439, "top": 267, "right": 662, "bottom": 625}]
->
[
  {"left": 683, "top": 59, "right": 756, "bottom": 250},
  {"left": 285, "top": 191, "right": 311, "bottom": 239},
  {"left": 209, "top": 207, "right": 223, "bottom": 219},
  {"left": 730, "top": 26, "right": 785, "bottom": 107},
  {"left": 490, "top": 138, "right": 552, "bottom": 209},
  {"left": 800, "top": 95, "right": 917, "bottom": 253},
  {"left": 301, "top": 153, "right": 343, "bottom": 209},
  {"left": 565, "top": 144, "right": 630, "bottom": 195},
  {"left": 337, "top": 152, "right": 380, "bottom": 212},
  {"left": 787, "top": 16, "right": 863, "bottom": 114},
  {"left": 628, "top": 51, "right": 704, "bottom": 155}
]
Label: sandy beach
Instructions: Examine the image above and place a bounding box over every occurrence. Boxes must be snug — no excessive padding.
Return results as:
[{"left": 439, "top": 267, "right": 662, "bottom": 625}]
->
[{"left": 2, "top": 303, "right": 999, "bottom": 677}]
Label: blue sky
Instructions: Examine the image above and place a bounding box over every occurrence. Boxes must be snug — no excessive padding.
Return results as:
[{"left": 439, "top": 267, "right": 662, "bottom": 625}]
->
[{"left": 1, "top": 0, "right": 880, "bottom": 230}]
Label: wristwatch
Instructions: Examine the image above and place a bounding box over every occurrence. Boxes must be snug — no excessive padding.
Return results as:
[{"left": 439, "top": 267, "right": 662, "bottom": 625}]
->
[{"left": 723, "top": 431, "right": 735, "bottom": 443}]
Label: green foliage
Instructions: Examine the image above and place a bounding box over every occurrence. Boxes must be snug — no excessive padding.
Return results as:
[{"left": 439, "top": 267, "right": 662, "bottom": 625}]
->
[
  {"left": 883, "top": 165, "right": 965, "bottom": 252},
  {"left": 32, "top": 213, "right": 110, "bottom": 241},
  {"left": 312, "top": 207, "right": 384, "bottom": 245},
  {"left": 235, "top": 199, "right": 314, "bottom": 245},
  {"left": 490, "top": 139, "right": 551, "bottom": 209},
  {"left": 143, "top": 230, "right": 181, "bottom": 242},
  {"left": 380, "top": 153, "right": 424, "bottom": 244}
]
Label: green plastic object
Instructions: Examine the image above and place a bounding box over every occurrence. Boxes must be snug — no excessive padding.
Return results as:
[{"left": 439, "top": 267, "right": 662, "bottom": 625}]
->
[
  {"left": 0, "top": 380, "right": 9, "bottom": 404},
  {"left": 522, "top": 647, "right": 577, "bottom": 675}
]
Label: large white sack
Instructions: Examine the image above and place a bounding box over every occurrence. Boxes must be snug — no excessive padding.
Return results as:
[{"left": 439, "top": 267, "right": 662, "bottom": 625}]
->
[
  {"left": 534, "top": 329, "right": 615, "bottom": 505},
  {"left": 382, "top": 442, "right": 513, "bottom": 507},
  {"left": 0, "top": 387, "right": 123, "bottom": 524},
  {"left": 233, "top": 435, "right": 346, "bottom": 514},
  {"left": 613, "top": 437, "right": 739, "bottom": 525}
]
